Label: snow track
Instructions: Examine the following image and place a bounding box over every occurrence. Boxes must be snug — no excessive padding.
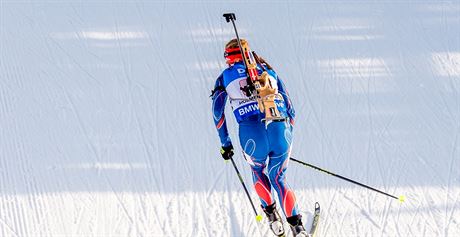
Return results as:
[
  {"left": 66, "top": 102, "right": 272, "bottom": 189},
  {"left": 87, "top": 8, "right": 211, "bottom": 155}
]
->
[{"left": 1, "top": 1, "right": 459, "bottom": 236}]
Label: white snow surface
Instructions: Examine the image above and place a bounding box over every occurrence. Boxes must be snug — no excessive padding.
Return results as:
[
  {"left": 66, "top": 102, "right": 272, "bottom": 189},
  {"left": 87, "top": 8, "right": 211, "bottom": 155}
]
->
[{"left": 1, "top": 1, "right": 460, "bottom": 236}]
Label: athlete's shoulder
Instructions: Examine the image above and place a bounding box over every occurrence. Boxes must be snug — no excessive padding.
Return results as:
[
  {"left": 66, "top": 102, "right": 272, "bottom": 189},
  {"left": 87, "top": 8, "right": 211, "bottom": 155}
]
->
[
  {"left": 213, "top": 72, "right": 224, "bottom": 88},
  {"left": 223, "top": 63, "right": 246, "bottom": 81}
]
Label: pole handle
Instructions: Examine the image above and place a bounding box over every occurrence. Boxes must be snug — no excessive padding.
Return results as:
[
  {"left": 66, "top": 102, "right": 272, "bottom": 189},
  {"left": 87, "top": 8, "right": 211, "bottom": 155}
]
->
[{"left": 223, "top": 13, "right": 236, "bottom": 22}]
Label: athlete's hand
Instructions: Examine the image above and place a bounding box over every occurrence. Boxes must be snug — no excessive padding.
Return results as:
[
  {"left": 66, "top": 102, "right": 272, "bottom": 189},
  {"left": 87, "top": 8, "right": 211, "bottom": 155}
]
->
[{"left": 220, "top": 144, "right": 234, "bottom": 161}]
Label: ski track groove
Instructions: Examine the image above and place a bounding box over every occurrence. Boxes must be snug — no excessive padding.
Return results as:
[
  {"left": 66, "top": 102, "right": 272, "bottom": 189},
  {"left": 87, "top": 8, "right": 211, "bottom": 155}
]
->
[
  {"left": 197, "top": 191, "right": 211, "bottom": 237},
  {"left": 206, "top": 165, "right": 226, "bottom": 200},
  {"left": 134, "top": 4, "right": 173, "bottom": 236},
  {"left": 148, "top": 3, "right": 172, "bottom": 194},
  {"left": 48, "top": 36, "right": 102, "bottom": 88},
  {"left": 324, "top": 184, "right": 340, "bottom": 234},
  {"left": 22, "top": 61, "right": 52, "bottom": 233},
  {"left": 190, "top": 194, "right": 199, "bottom": 237},
  {"left": 1, "top": 29, "right": 19, "bottom": 237},
  {"left": 394, "top": 202, "right": 402, "bottom": 237},
  {"left": 225, "top": 169, "right": 243, "bottom": 237},
  {"left": 379, "top": 198, "right": 392, "bottom": 236},
  {"left": 352, "top": 210, "right": 359, "bottom": 237},
  {"left": 445, "top": 125, "right": 460, "bottom": 234},
  {"left": 445, "top": 191, "right": 460, "bottom": 236},
  {"left": 62, "top": 81, "right": 139, "bottom": 234},
  {"left": 0, "top": 216, "right": 20, "bottom": 237},
  {"left": 343, "top": 190, "right": 380, "bottom": 229},
  {"left": 112, "top": 9, "right": 145, "bottom": 237},
  {"left": 405, "top": 199, "right": 420, "bottom": 236},
  {"left": 0, "top": 46, "right": 14, "bottom": 237},
  {"left": 422, "top": 188, "right": 443, "bottom": 235},
  {"left": 12, "top": 65, "right": 29, "bottom": 237}
]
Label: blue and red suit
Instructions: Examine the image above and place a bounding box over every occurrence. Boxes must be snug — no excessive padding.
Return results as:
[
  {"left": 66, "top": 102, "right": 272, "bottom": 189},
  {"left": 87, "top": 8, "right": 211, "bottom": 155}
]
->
[{"left": 211, "top": 61, "right": 299, "bottom": 218}]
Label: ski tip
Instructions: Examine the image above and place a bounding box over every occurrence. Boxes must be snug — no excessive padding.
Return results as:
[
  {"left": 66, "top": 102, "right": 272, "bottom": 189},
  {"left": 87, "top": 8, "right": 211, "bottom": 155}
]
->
[
  {"left": 255, "top": 215, "right": 263, "bottom": 222},
  {"left": 398, "top": 195, "right": 406, "bottom": 203},
  {"left": 314, "top": 202, "right": 320, "bottom": 209}
]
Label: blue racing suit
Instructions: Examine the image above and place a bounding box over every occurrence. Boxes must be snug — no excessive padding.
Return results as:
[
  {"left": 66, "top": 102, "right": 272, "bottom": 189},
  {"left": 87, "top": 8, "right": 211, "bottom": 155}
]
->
[{"left": 211, "top": 61, "right": 299, "bottom": 217}]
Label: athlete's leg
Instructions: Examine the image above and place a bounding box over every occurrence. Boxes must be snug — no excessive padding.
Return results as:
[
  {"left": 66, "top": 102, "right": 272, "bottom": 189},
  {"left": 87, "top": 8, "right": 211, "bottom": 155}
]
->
[
  {"left": 238, "top": 121, "right": 273, "bottom": 207},
  {"left": 266, "top": 121, "right": 299, "bottom": 217}
]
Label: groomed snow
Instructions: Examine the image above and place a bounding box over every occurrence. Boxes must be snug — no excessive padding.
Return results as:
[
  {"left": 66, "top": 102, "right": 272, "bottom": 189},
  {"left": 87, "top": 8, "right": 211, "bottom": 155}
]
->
[{"left": 1, "top": 1, "right": 459, "bottom": 236}]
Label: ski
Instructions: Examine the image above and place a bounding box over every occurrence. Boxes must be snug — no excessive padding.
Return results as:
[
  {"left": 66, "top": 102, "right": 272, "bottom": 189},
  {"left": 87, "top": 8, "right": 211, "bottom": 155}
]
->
[
  {"left": 309, "top": 202, "right": 321, "bottom": 237},
  {"left": 279, "top": 202, "right": 320, "bottom": 237}
]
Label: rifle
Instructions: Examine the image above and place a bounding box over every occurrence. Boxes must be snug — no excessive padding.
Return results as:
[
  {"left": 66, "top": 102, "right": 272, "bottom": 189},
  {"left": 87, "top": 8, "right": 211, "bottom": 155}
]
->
[{"left": 223, "top": 13, "right": 283, "bottom": 123}]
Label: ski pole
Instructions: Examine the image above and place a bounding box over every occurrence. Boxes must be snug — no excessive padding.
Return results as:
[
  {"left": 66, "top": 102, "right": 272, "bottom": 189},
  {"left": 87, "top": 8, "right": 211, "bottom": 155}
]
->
[
  {"left": 223, "top": 13, "right": 248, "bottom": 69},
  {"left": 228, "top": 157, "right": 263, "bottom": 221},
  {"left": 290, "top": 157, "right": 406, "bottom": 202},
  {"left": 223, "top": 13, "right": 258, "bottom": 97}
]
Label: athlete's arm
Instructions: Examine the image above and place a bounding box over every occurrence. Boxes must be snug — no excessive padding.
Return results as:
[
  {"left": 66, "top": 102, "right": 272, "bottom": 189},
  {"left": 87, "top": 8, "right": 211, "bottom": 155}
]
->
[{"left": 211, "top": 73, "right": 232, "bottom": 147}]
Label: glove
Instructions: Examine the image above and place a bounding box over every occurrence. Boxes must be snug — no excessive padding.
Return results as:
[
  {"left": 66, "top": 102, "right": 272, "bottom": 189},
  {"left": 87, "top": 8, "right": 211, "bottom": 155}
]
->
[{"left": 220, "top": 144, "right": 234, "bottom": 161}]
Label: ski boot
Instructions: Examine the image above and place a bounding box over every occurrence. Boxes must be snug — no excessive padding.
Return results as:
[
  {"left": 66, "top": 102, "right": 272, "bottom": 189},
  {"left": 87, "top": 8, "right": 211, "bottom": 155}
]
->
[
  {"left": 262, "top": 202, "right": 285, "bottom": 236},
  {"left": 287, "top": 214, "right": 310, "bottom": 237}
]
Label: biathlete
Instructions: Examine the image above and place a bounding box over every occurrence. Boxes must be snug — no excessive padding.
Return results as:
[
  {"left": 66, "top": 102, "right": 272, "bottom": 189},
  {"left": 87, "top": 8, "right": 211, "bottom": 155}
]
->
[{"left": 211, "top": 38, "right": 309, "bottom": 237}]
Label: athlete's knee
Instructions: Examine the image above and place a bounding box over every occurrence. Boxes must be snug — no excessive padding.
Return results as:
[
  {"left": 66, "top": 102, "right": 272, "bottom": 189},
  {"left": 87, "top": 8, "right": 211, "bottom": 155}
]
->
[
  {"left": 267, "top": 160, "right": 288, "bottom": 186},
  {"left": 268, "top": 167, "right": 286, "bottom": 188}
]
